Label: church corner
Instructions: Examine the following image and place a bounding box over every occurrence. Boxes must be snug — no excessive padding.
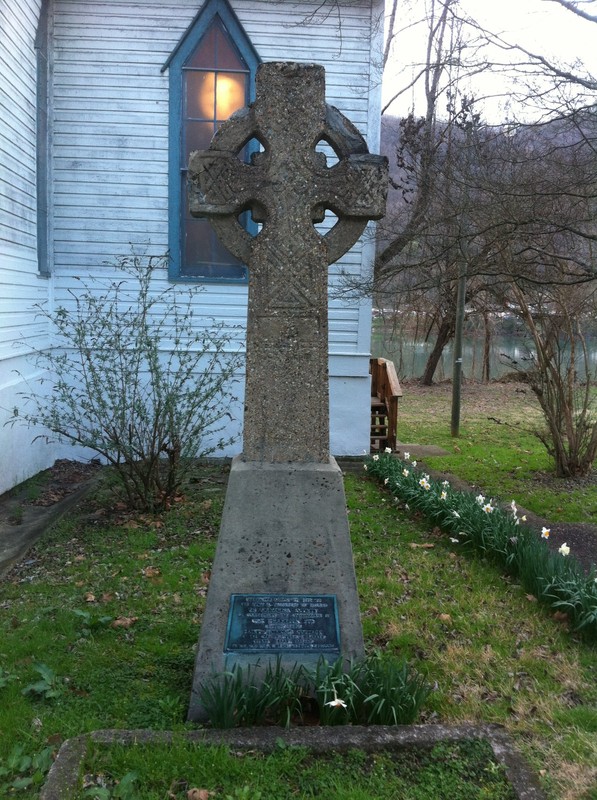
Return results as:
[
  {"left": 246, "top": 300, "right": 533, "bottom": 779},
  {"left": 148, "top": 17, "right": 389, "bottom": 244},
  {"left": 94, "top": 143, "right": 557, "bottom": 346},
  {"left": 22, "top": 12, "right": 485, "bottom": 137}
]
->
[{"left": 0, "top": 0, "right": 386, "bottom": 494}]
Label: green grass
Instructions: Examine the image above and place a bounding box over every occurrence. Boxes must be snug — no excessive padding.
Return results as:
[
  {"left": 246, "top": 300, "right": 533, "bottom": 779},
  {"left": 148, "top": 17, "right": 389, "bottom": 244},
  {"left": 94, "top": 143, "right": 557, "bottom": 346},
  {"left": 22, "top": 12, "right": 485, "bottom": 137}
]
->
[
  {"left": 0, "top": 456, "right": 596, "bottom": 798},
  {"left": 396, "top": 381, "right": 597, "bottom": 523},
  {"left": 77, "top": 738, "right": 517, "bottom": 799}
]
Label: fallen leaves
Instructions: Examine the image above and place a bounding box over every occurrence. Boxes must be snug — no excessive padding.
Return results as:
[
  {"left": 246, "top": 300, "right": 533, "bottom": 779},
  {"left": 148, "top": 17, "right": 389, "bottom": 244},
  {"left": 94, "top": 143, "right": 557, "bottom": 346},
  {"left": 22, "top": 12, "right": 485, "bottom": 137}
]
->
[
  {"left": 552, "top": 611, "right": 569, "bottom": 624},
  {"left": 141, "top": 566, "right": 161, "bottom": 579},
  {"left": 187, "top": 789, "right": 212, "bottom": 800},
  {"left": 110, "top": 616, "right": 138, "bottom": 629}
]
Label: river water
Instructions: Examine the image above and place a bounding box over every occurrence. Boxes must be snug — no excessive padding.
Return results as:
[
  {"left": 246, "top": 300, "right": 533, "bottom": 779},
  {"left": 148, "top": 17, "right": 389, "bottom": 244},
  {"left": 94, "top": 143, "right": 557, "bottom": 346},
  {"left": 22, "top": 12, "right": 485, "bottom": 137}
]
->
[{"left": 371, "top": 330, "right": 597, "bottom": 382}]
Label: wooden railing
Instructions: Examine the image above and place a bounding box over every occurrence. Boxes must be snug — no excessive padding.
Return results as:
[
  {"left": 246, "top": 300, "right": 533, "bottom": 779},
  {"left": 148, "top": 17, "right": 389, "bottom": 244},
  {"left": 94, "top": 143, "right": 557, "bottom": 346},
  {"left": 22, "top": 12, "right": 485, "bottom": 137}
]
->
[{"left": 370, "top": 357, "right": 402, "bottom": 452}]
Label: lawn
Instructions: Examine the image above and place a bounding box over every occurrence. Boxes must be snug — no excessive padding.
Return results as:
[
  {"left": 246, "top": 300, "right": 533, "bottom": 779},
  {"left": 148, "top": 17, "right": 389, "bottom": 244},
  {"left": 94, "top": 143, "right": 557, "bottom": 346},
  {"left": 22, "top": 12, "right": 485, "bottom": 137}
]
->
[
  {"left": 395, "top": 380, "right": 597, "bottom": 524},
  {"left": 0, "top": 384, "right": 596, "bottom": 799},
  {"left": 78, "top": 738, "right": 518, "bottom": 799}
]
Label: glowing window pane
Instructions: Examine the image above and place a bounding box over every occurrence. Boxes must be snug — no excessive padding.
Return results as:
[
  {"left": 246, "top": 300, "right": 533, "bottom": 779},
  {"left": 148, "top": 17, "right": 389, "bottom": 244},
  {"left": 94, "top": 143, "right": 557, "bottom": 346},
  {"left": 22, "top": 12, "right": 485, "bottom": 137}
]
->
[{"left": 214, "top": 72, "right": 246, "bottom": 119}]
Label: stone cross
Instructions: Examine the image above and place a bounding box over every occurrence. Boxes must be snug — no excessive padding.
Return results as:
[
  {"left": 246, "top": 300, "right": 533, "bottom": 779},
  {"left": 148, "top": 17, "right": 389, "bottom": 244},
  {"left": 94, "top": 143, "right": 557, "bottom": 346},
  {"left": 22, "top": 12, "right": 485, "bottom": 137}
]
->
[{"left": 188, "top": 62, "right": 388, "bottom": 463}]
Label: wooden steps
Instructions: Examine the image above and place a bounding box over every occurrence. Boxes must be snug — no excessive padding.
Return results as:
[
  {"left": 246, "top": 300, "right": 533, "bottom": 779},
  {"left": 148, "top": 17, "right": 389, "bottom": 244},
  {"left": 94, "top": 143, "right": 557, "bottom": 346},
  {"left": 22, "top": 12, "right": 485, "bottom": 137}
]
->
[{"left": 369, "top": 358, "right": 402, "bottom": 453}]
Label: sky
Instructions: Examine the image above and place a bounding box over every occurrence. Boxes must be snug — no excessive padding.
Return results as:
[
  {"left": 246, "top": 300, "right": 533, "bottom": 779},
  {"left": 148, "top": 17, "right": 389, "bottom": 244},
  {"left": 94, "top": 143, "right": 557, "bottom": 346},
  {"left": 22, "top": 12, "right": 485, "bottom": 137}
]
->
[{"left": 382, "top": 0, "right": 597, "bottom": 122}]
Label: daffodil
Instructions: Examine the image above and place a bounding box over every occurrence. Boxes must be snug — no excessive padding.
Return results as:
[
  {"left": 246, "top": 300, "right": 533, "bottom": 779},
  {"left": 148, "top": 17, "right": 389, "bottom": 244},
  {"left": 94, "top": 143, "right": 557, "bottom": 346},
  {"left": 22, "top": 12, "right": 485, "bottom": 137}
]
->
[
  {"left": 384, "top": 477, "right": 389, "bottom": 485},
  {"left": 402, "top": 468, "right": 409, "bottom": 477},
  {"left": 419, "top": 478, "right": 431, "bottom": 490},
  {"left": 325, "top": 697, "right": 347, "bottom": 709},
  {"left": 440, "top": 490, "right": 447, "bottom": 501},
  {"left": 372, "top": 454, "right": 379, "bottom": 461},
  {"left": 442, "top": 480, "right": 450, "bottom": 487},
  {"left": 559, "top": 543, "right": 570, "bottom": 556},
  {"left": 482, "top": 502, "right": 494, "bottom": 514},
  {"left": 476, "top": 494, "right": 485, "bottom": 506},
  {"left": 403, "top": 452, "right": 410, "bottom": 461},
  {"left": 450, "top": 537, "right": 460, "bottom": 544},
  {"left": 412, "top": 460, "right": 417, "bottom": 467},
  {"left": 452, "top": 510, "right": 460, "bottom": 518},
  {"left": 384, "top": 447, "right": 392, "bottom": 454},
  {"left": 363, "top": 464, "right": 368, "bottom": 471},
  {"left": 541, "top": 527, "right": 550, "bottom": 539}
]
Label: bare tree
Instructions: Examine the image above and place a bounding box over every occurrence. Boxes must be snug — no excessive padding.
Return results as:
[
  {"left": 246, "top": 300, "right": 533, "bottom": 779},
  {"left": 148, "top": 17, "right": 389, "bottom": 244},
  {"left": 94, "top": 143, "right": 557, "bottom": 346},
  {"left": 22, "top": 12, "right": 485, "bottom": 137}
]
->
[{"left": 373, "top": 0, "right": 597, "bottom": 472}]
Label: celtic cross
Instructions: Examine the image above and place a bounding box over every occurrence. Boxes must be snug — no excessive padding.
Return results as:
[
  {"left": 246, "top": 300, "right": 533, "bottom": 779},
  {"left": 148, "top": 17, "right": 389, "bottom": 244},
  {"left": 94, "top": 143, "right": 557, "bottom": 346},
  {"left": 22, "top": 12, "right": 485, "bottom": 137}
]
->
[{"left": 188, "top": 62, "right": 388, "bottom": 463}]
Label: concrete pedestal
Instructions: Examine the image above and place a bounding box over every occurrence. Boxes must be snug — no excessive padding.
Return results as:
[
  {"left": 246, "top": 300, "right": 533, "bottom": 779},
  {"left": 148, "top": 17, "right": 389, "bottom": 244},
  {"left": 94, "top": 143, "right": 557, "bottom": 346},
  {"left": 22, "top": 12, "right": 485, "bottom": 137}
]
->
[{"left": 188, "top": 456, "right": 364, "bottom": 721}]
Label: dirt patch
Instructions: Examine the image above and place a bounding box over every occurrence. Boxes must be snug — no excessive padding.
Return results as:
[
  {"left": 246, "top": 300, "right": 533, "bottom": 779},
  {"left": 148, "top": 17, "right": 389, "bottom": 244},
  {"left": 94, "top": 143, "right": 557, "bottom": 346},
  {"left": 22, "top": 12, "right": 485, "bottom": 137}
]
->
[
  {"left": 0, "top": 458, "right": 101, "bottom": 513},
  {"left": 29, "top": 459, "right": 102, "bottom": 506},
  {"left": 0, "top": 460, "right": 101, "bottom": 579}
]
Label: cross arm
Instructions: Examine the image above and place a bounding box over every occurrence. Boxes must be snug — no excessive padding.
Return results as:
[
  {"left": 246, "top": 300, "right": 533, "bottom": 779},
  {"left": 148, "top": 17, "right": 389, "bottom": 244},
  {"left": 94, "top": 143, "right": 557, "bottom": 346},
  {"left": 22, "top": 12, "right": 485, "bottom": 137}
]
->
[
  {"left": 315, "top": 154, "right": 388, "bottom": 221},
  {"left": 188, "top": 150, "right": 265, "bottom": 217},
  {"left": 315, "top": 153, "right": 388, "bottom": 264}
]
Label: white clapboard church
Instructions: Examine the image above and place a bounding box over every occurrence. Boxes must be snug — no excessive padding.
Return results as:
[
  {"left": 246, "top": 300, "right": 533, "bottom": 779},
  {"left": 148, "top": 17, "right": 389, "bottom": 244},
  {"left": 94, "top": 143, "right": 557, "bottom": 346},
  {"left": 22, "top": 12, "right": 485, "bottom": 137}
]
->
[{"left": 0, "top": 0, "right": 384, "bottom": 495}]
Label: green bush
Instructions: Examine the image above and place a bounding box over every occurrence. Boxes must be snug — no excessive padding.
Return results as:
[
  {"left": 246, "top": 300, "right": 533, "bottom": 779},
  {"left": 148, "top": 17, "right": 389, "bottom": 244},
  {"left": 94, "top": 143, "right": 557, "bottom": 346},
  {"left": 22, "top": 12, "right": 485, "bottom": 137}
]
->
[{"left": 10, "top": 251, "right": 243, "bottom": 511}]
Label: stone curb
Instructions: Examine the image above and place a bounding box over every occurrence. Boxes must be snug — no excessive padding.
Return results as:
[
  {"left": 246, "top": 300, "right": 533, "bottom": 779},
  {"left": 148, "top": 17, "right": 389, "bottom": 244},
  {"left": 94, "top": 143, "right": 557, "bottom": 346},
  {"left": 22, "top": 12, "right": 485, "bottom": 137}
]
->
[{"left": 40, "top": 724, "right": 546, "bottom": 800}]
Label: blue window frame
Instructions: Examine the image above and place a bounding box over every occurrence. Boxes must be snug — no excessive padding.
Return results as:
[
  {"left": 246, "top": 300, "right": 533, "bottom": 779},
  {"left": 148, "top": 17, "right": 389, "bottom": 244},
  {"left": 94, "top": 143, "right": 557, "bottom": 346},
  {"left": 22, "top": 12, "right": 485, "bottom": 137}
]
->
[{"left": 163, "top": 0, "right": 260, "bottom": 282}]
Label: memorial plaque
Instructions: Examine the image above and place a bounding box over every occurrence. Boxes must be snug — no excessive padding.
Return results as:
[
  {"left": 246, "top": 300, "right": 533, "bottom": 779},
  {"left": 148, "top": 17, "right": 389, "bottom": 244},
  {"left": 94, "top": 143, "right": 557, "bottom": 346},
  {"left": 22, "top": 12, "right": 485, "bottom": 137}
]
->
[{"left": 225, "top": 594, "right": 340, "bottom": 654}]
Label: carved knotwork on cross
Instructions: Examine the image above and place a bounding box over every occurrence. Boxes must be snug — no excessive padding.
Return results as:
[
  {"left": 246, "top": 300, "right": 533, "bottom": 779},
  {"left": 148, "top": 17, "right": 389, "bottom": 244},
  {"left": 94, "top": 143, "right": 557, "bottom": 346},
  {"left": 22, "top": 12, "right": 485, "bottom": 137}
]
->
[{"left": 188, "top": 62, "right": 388, "bottom": 463}]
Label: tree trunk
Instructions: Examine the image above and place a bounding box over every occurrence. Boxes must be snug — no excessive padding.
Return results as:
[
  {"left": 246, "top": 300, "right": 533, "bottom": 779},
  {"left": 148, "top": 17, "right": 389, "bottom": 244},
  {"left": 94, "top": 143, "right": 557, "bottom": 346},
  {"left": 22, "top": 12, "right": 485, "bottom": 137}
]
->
[
  {"left": 420, "top": 317, "right": 455, "bottom": 386},
  {"left": 482, "top": 311, "right": 491, "bottom": 383}
]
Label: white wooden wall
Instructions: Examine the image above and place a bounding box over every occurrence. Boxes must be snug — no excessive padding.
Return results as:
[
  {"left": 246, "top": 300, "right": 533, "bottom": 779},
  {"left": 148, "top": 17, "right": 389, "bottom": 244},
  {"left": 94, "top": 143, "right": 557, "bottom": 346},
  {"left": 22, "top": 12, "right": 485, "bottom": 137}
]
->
[
  {"left": 0, "top": 0, "right": 384, "bottom": 492},
  {"left": 0, "top": 0, "right": 58, "bottom": 494}
]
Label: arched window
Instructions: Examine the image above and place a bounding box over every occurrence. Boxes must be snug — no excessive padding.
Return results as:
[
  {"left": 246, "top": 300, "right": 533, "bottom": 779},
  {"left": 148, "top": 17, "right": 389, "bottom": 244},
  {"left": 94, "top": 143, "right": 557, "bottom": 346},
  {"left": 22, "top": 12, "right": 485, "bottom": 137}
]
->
[{"left": 163, "top": 0, "right": 260, "bottom": 281}]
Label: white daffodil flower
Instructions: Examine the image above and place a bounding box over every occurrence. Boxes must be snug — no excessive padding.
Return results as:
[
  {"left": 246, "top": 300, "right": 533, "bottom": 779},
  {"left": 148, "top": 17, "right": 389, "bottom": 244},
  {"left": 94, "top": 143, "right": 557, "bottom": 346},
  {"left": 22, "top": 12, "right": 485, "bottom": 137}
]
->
[{"left": 325, "top": 697, "right": 347, "bottom": 709}]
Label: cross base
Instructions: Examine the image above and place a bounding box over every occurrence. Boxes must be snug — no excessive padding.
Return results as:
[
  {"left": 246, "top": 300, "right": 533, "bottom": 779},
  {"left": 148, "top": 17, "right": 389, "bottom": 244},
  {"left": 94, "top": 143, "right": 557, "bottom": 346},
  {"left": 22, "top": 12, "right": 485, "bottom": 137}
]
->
[{"left": 187, "top": 456, "right": 364, "bottom": 722}]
